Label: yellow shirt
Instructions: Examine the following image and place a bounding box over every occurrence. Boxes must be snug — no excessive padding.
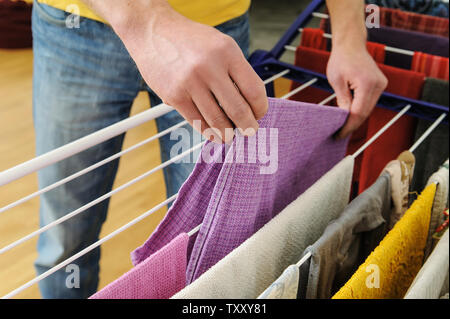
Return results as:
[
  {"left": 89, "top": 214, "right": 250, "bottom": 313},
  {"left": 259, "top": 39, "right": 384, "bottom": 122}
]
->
[
  {"left": 332, "top": 183, "right": 436, "bottom": 299},
  {"left": 37, "top": 0, "right": 251, "bottom": 26}
]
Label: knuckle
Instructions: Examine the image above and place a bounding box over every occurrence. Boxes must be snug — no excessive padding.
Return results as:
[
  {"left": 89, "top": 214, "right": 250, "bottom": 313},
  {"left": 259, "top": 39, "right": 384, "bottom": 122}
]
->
[
  {"left": 165, "top": 91, "right": 186, "bottom": 107},
  {"left": 209, "top": 112, "right": 228, "bottom": 128},
  {"left": 186, "top": 57, "right": 206, "bottom": 77},
  {"left": 214, "top": 35, "right": 238, "bottom": 56},
  {"left": 354, "top": 112, "right": 367, "bottom": 122},
  {"left": 378, "top": 74, "right": 388, "bottom": 90},
  {"left": 227, "top": 102, "right": 247, "bottom": 119}
]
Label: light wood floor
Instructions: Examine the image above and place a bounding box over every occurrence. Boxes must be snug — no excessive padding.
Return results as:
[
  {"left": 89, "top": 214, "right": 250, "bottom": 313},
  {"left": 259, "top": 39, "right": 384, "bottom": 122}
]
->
[{"left": 0, "top": 48, "right": 290, "bottom": 299}]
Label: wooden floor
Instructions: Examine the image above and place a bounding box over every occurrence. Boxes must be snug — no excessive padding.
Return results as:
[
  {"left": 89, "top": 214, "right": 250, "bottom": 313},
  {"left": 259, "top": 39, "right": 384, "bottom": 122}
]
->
[
  {"left": 0, "top": 48, "right": 168, "bottom": 298},
  {"left": 0, "top": 48, "right": 290, "bottom": 299}
]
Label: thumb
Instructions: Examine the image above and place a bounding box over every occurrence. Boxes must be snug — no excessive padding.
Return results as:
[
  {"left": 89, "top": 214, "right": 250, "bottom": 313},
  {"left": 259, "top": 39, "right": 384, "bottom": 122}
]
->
[{"left": 329, "top": 76, "right": 353, "bottom": 111}]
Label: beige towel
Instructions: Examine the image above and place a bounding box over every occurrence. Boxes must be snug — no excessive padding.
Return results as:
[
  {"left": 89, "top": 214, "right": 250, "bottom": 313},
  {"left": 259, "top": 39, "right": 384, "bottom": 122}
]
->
[
  {"left": 382, "top": 150, "right": 415, "bottom": 229},
  {"left": 172, "top": 156, "right": 354, "bottom": 299},
  {"left": 425, "top": 159, "right": 449, "bottom": 258},
  {"left": 405, "top": 229, "right": 449, "bottom": 299}
]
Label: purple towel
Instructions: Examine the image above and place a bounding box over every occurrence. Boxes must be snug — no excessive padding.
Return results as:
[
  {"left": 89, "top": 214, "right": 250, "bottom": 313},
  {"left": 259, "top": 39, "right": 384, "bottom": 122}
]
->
[
  {"left": 368, "top": 26, "right": 449, "bottom": 69},
  {"left": 90, "top": 233, "right": 188, "bottom": 299},
  {"left": 131, "top": 98, "right": 349, "bottom": 283}
]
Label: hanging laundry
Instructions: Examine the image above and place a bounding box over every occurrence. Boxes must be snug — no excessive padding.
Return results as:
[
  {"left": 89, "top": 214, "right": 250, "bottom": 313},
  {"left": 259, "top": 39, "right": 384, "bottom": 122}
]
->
[
  {"left": 320, "top": 6, "right": 449, "bottom": 38},
  {"left": 366, "top": 42, "right": 387, "bottom": 63},
  {"left": 356, "top": 64, "right": 424, "bottom": 194},
  {"left": 411, "top": 79, "right": 449, "bottom": 193},
  {"left": 300, "top": 28, "right": 328, "bottom": 50},
  {"left": 377, "top": 7, "right": 449, "bottom": 37},
  {"left": 131, "top": 98, "right": 350, "bottom": 284},
  {"left": 333, "top": 183, "right": 436, "bottom": 299},
  {"left": 365, "top": 0, "right": 449, "bottom": 18},
  {"left": 288, "top": 43, "right": 386, "bottom": 105},
  {"left": 423, "top": 160, "right": 449, "bottom": 258},
  {"left": 411, "top": 52, "right": 449, "bottom": 80},
  {"left": 289, "top": 46, "right": 335, "bottom": 105},
  {"left": 287, "top": 45, "right": 424, "bottom": 196},
  {"left": 172, "top": 157, "right": 354, "bottom": 299},
  {"left": 296, "top": 173, "right": 393, "bottom": 299},
  {"left": 368, "top": 26, "right": 449, "bottom": 69},
  {"left": 257, "top": 265, "right": 299, "bottom": 299},
  {"left": 382, "top": 151, "right": 416, "bottom": 229},
  {"left": 404, "top": 229, "right": 449, "bottom": 299},
  {"left": 89, "top": 233, "right": 189, "bottom": 299}
]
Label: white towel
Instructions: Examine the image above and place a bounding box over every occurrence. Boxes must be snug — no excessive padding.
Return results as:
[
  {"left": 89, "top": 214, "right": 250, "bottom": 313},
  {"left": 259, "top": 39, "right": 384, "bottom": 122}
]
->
[
  {"left": 172, "top": 156, "right": 354, "bottom": 299},
  {"left": 404, "top": 229, "right": 449, "bottom": 299}
]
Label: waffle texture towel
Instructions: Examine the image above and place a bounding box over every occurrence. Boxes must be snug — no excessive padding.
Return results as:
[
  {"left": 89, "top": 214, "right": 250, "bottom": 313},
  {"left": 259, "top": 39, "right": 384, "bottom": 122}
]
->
[
  {"left": 89, "top": 233, "right": 188, "bottom": 299},
  {"left": 333, "top": 183, "right": 436, "bottom": 299},
  {"left": 132, "top": 98, "right": 349, "bottom": 284},
  {"left": 405, "top": 229, "right": 449, "bottom": 299},
  {"left": 172, "top": 156, "right": 354, "bottom": 299},
  {"left": 298, "top": 173, "right": 392, "bottom": 299}
]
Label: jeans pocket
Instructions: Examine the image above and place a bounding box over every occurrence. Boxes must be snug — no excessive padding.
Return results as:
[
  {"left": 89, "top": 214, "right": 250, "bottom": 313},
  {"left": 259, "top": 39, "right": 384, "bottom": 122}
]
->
[{"left": 33, "top": 0, "right": 84, "bottom": 27}]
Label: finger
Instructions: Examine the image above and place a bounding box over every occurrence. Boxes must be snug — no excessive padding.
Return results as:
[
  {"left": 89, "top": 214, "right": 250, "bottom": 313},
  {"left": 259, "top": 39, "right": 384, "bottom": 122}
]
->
[
  {"left": 210, "top": 76, "right": 259, "bottom": 136},
  {"left": 174, "top": 98, "right": 223, "bottom": 143},
  {"left": 328, "top": 74, "right": 353, "bottom": 111},
  {"left": 229, "top": 58, "right": 268, "bottom": 120},
  {"left": 191, "top": 87, "right": 235, "bottom": 144},
  {"left": 337, "top": 84, "right": 377, "bottom": 139}
]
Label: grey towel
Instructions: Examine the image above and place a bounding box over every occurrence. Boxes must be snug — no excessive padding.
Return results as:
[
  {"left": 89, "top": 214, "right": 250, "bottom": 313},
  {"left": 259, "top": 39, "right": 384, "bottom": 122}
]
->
[{"left": 299, "top": 173, "right": 392, "bottom": 299}]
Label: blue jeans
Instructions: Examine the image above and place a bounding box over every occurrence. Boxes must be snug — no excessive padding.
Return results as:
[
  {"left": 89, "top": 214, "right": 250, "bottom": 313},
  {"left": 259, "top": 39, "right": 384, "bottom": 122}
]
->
[{"left": 32, "top": 1, "right": 249, "bottom": 299}]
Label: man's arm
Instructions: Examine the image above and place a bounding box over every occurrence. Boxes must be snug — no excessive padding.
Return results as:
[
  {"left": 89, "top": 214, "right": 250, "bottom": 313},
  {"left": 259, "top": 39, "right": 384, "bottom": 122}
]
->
[
  {"left": 326, "top": 0, "right": 388, "bottom": 138},
  {"left": 81, "top": 0, "right": 268, "bottom": 143}
]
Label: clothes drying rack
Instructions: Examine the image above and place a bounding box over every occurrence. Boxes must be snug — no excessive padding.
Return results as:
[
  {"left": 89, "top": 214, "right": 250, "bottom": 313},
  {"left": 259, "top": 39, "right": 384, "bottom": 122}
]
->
[
  {"left": 250, "top": 0, "right": 449, "bottom": 124},
  {"left": 0, "top": 0, "right": 448, "bottom": 299}
]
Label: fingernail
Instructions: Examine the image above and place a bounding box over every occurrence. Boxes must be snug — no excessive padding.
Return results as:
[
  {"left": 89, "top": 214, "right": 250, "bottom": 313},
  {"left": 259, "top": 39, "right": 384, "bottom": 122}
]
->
[{"left": 238, "top": 125, "right": 258, "bottom": 137}]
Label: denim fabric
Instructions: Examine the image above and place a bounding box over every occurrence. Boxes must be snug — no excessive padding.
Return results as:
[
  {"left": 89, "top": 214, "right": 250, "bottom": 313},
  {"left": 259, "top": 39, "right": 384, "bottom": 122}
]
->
[{"left": 32, "top": 0, "right": 249, "bottom": 299}]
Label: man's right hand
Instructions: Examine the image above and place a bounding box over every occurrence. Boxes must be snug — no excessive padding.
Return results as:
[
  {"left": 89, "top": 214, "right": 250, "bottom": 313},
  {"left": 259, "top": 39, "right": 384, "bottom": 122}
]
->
[{"left": 85, "top": 0, "right": 268, "bottom": 143}]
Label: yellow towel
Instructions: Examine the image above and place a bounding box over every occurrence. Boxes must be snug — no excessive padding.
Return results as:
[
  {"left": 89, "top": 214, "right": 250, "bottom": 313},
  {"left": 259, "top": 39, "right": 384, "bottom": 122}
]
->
[{"left": 332, "top": 183, "right": 436, "bottom": 299}]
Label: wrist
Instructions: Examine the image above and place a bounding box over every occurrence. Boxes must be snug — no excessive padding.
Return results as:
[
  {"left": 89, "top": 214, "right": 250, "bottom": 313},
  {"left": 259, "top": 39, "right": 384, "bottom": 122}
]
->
[
  {"left": 110, "top": 0, "right": 173, "bottom": 41},
  {"left": 332, "top": 29, "right": 367, "bottom": 53}
]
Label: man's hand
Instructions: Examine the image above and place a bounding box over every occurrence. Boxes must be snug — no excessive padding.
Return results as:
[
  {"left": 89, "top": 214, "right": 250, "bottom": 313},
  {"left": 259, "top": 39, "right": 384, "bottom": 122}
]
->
[
  {"left": 326, "top": 0, "right": 388, "bottom": 139},
  {"left": 82, "top": 0, "right": 268, "bottom": 143},
  {"left": 327, "top": 45, "right": 388, "bottom": 139}
]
